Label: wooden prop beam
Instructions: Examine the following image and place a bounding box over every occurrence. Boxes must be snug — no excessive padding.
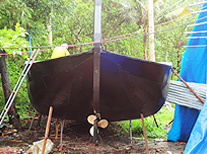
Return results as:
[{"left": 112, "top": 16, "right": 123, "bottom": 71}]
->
[
  {"left": 41, "top": 106, "right": 53, "bottom": 154},
  {"left": 55, "top": 118, "right": 59, "bottom": 141},
  {"left": 153, "top": 115, "right": 158, "bottom": 128},
  {"left": 172, "top": 69, "right": 205, "bottom": 104},
  {"left": 141, "top": 114, "right": 149, "bottom": 154}
]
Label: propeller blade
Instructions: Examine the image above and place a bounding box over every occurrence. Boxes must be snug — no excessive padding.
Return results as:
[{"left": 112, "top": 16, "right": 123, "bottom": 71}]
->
[
  {"left": 98, "top": 119, "right": 108, "bottom": 128},
  {"left": 89, "top": 126, "right": 94, "bottom": 136},
  {"left": 87, "top": 115, "right": 96, "bottom": 125}
]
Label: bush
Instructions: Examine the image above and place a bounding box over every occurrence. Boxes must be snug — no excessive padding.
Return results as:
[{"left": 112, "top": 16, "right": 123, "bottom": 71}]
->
[{"left": 114, "top": 105, "right": 174, "bottom": 139}]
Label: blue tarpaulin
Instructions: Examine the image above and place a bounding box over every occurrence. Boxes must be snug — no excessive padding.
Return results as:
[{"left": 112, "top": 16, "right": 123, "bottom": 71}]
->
[
  {"left": 167, "top": 2, "right": 207, "bottom": 142},
  {"left": 184, "top": 99, "right": 207, "bottom": 154}
]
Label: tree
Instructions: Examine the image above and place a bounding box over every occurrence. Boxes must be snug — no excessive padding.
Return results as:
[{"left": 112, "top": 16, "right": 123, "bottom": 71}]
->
[
  {"left": 0, "top": 0, "right": 76, "bottom": 129},
  {"left": 0, "top": 0, "right": 33, "bottom": 29},
  {"left": 0, "top": 23, "right": 29, "bottom": 130},
  {"left": 0, "top": 0, "right": 202, "bottom": 124}
]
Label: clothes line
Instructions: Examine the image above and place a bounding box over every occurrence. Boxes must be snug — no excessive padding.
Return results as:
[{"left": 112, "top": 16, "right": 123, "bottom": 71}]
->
[
  {"left": 186, "top": 37, "right": 207, "bottom": 39},
  {"left": 183, "top": 45, "right": 207, "bottom": 48},
  {"left": 188, "top": 1, "right": 207, "bottom": 7},
  {"left": 192, "top": 9, "right": 207, "bottom": 15},
  {"left": 184, "top": 31, "right": 207, "bottom": 34},
  {"left": 187, "top": 21, "right": 207, "bottom": 27}
]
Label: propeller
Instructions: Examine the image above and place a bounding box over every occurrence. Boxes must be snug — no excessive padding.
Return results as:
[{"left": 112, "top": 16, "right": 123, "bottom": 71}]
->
[
  {"left": 87, "top": 114, "right": 109, "bottom": 136},
  {"left": 87, "top": 115, "right": 96, "bottom": 125}
]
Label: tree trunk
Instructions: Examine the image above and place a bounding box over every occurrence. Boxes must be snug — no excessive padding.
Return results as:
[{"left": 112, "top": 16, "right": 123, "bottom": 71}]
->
[
  {"left": 144, "top": 28, "right": 147, "bottom": 60},
  {"left": 148, "top": 0, "right": 155, "bottom": 62},
  {"left": 0, "top": 49, "right": 22, "bottom": 131},
  {"left": 47, "top": 17, "right": 52, "bottom": 45}
]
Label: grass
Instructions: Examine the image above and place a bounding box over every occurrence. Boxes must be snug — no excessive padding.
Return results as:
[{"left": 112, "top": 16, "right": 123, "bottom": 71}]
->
[{"left": 114, "top": 103, "right": 175, "bottom": 140}]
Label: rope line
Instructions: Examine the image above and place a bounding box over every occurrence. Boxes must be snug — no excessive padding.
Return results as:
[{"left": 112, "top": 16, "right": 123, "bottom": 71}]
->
[
  {"left": 0, "top": 11, "right": 204, "bottom": 56},
  {"left": 101, "top": 15, "right": 207, "bottom": 44}
]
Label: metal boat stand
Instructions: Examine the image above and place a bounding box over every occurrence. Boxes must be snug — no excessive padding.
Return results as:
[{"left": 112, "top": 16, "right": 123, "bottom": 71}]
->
[
  {"left": 60, "top": 119, "right": 65, "bottom": 150},
  {"left": 130, "top": 120, "right": 132, "bottom": 144}
]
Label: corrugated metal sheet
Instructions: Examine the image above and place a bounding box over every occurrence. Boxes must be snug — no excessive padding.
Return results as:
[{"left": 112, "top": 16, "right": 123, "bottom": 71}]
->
[{"left": 166, "top": 80, "right": 206, "bottom": 110}]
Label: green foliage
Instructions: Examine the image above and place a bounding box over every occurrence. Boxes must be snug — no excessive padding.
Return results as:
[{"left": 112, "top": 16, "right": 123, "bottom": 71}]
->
[
  {"left": 5, "top": 56, "right": 36, "bottom": 116},
  {"left": 0, "top": 0, "right": 33, "bottom": 29},
  {"left": 0, "top": 0, "right": 203, "bottom": 123},
  {"left": 0, "top": 23, "right": 35, "bottom": 117},
  {"left": 53, "top": 0, "right": 94, "bottom": 53},
  {"left": 0, "top": 23, "right": 29, "bottom": 57},
  {"left": 115, "top": 106, "right": 174, "bottom": 139}
]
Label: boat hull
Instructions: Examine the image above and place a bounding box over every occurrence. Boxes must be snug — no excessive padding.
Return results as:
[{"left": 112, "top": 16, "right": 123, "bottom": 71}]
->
[{"left": 27, "top": 49, "right": 171, "bottom": 122}]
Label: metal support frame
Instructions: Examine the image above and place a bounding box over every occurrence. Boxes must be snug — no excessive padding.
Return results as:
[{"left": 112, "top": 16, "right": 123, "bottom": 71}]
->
[
  {"left": 93, "top": 0, "right": 102, "bottom": 145},
  {"left": 60, "top": 119, "right": 65, "bottom": 150},
  {"left": 130, "top": 120, "right": 132, "bottom": 144}
]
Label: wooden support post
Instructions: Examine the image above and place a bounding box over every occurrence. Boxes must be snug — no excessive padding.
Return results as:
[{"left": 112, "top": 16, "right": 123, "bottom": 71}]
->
[
  {"left": 168, "top": 119, "right": 174, "bottom": 125},
  {"left": 98, "top": 134, "right": 104, "bottom": 144},
  {"left": 172, "top": 69, "right": 205, "bottom": 104},
  {"left": 41, "top": 106, "right": 53, "bottom": 154},
  {"left": 55, "top": 118, "right": 59, "bottom": 141},
  {"left": 36, "top": 114, "right": 42, "bottom": 127},
  {"left": 153, "top": 115, "right": 158, "bottom": 128},
  {"left": 148, "top": 0, "right": 155, "bottom": 62},
  {"left": 141, "top": 114, "right": 149, "bottom": 154},
  {"left": 143, "top": 29, "right": 147, "bottom": 60}
]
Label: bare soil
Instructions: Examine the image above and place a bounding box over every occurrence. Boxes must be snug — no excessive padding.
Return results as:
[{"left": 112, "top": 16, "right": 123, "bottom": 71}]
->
[{"left": 0, "top": 117, "right": 186, "bottom": 154}]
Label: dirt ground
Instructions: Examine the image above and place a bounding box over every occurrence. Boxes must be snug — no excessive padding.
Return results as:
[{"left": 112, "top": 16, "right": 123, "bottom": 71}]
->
[{"left": 0, "top": 117, "right": 186, "bottom": 154}]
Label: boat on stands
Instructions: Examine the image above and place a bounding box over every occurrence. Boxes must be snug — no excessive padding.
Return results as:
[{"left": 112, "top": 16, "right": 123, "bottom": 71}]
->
[{"left": 27, "top": 48, "right": 172, "bottom": 122}]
